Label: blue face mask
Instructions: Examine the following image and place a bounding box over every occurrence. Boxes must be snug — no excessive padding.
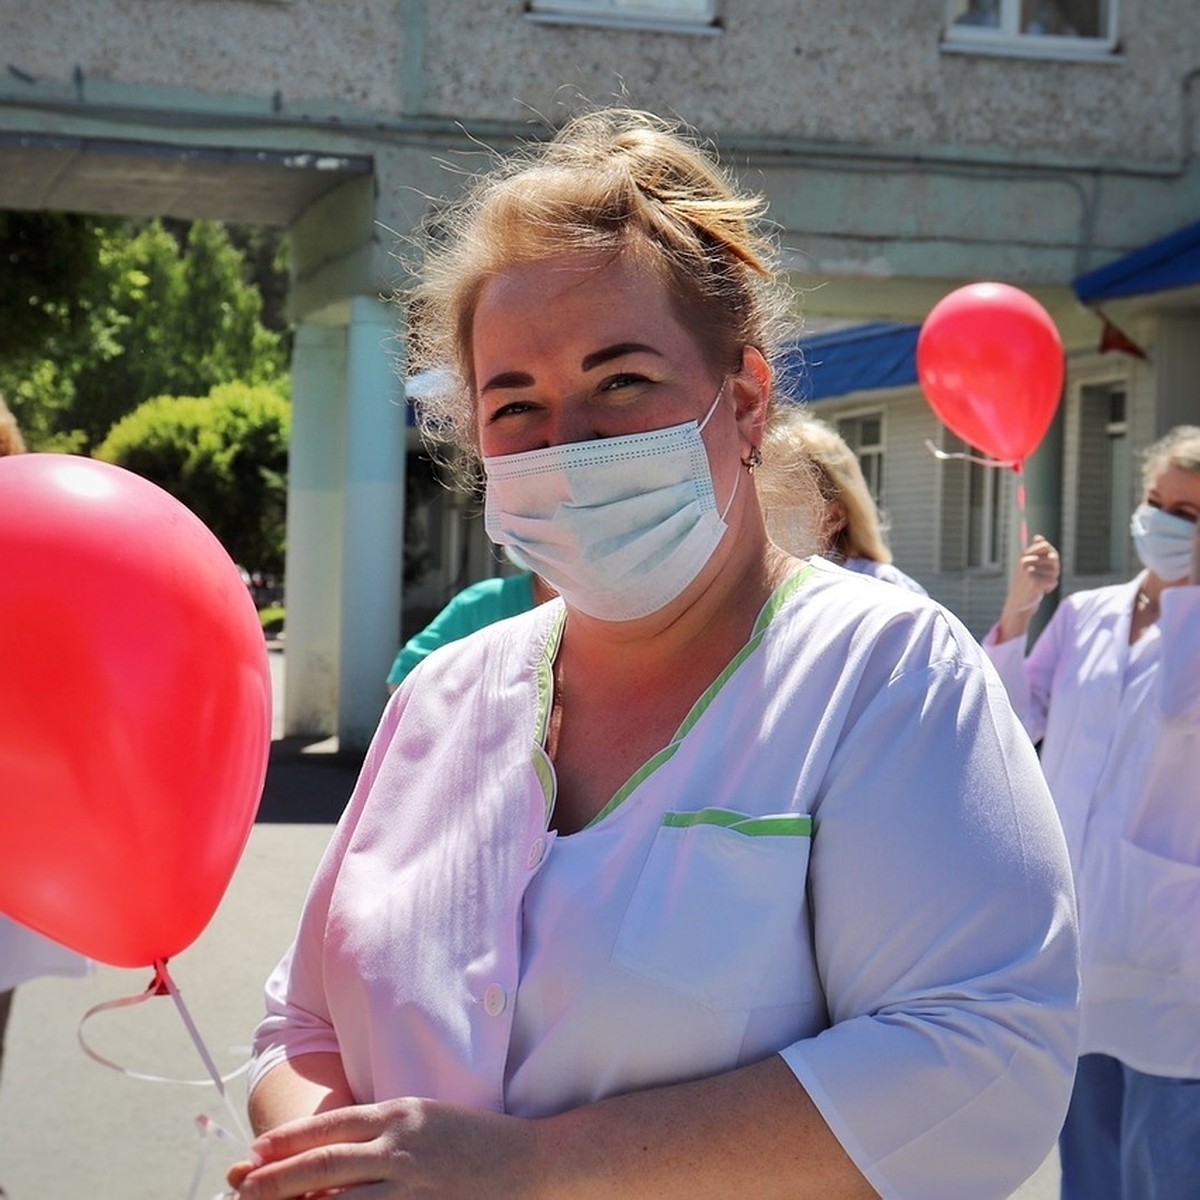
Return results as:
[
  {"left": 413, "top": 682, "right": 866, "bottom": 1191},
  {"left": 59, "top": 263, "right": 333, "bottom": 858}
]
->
[
  {"left": 483, "top": 385, "right": 736, "bottom": 621},
  {"left": 1130, "top": 503, "right": 1195, "bottom": 582}
]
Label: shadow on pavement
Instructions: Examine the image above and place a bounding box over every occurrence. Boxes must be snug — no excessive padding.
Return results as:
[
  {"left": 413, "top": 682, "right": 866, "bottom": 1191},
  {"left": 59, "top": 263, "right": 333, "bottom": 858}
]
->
[{"left": 256, "top": 736, "right": 364, "bottom": 824}]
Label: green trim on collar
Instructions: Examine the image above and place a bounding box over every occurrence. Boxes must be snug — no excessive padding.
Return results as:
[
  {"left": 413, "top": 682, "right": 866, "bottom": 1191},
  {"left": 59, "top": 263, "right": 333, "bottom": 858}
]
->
[{"left": 588, "top": 564, "right": 820, "bottom": 828}]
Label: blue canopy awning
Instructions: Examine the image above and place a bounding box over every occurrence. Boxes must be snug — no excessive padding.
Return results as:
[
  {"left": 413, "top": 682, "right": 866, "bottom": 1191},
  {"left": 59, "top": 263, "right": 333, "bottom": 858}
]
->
[
  {"left": 1073, "top": 219, "right": 1200, "bottom": 305},
  {"left": 776, "top": 322, "right": 920, "bottom": 403}
]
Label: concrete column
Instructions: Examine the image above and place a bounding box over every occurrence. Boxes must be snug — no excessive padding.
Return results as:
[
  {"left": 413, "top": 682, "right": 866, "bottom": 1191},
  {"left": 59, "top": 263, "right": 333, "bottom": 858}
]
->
[
  {"left": 284, "top": 321, "right": 347, "bottom": 737},
  {"left": 1152, "top": 313, "right": 1200, "bottom": 435},
  {"left": 337, "top": 295, "right": 407, "bottom": 753}
]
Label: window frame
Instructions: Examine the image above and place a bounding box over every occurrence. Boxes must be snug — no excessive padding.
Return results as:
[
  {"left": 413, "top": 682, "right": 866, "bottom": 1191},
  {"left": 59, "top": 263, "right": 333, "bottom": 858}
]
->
[
  {"left": 1072, "top": 378, "right": 1130, "bottom": 577},
  {"left": 942, "top": 0, "right": 1120, "bottom": 61},
  {"left": 524, "top": 0, "right": 722, "bottom": 35},
  {"left": 835, "top": 409, "right": 887, "bottom": 510}
]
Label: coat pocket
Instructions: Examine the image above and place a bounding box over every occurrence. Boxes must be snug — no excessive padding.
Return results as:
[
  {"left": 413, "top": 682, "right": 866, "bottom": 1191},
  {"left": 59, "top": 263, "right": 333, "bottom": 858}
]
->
[
  {"left": 1105, "top": 838, "right": 1200, "bottom": 982},
  {"left": 611, "top": 809, "right": 817, "bottom": 1011}
]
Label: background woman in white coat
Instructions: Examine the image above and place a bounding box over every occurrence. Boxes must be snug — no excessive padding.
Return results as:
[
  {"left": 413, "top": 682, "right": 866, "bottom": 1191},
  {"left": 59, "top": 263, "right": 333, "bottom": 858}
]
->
[
  {"left": 756, "top": 406, "right": 927, "bottom": 594},
  {"left": 985, "top": 424, "right": 1200, "bottom": 1200}
]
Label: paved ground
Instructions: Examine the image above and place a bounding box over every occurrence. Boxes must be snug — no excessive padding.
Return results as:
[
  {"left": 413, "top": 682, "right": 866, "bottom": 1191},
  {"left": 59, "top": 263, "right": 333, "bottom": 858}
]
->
[{"left": 0, "top": 648, "right": 1061, "bottom": 1198}]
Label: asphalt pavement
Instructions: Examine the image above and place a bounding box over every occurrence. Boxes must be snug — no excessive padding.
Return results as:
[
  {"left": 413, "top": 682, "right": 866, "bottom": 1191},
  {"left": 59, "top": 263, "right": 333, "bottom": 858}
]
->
[{"left": 0, "top": 647, "right": 1060, "bottom": 1198}]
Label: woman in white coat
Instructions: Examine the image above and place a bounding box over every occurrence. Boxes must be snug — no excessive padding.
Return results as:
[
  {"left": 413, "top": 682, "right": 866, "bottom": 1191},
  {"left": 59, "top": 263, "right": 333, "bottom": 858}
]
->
[
  {"left": 984, "top": 424, "right": 1200, "bottom": 1200},
  {"left": 229, "top": 107, "right": 1078, "bottom": 1200}
]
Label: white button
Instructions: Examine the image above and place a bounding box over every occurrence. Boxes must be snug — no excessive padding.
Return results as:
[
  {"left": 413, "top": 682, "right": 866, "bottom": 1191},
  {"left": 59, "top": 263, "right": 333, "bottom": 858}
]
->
[
  {"left": 526, "top": 838, "right": 546, "bottom": 870},
  {"left": 483, "top": 984, "right": 507, "bottom": 1016}
]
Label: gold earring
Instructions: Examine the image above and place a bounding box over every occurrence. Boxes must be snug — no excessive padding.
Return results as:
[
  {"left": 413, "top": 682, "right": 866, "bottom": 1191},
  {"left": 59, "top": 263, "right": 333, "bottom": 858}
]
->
[{"left": 742, "top": 447, "right": 763, "bottom": 474}]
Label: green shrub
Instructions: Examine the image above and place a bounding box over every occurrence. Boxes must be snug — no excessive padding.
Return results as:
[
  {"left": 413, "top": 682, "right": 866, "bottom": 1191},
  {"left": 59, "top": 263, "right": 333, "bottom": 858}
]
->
[{"left": 96, "top": 382, "right": 291, "bottom": 574}]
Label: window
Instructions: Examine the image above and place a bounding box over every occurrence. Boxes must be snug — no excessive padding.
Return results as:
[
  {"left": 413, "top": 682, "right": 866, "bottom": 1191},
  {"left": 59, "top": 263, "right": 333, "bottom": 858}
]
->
[
  {"left": 836, "top": 412, "right": 885, "bottom": 507},
  {"left": 966, "top": 459, "right": 1003, "bottom": 568},
  {"left": 525, "top": 0, "right": 720, "bottom": 34},
  {"left": 939, "top": 433, "right": 1006, "bottom": 570},
  {"left": 1074, "top": 382, "right": 1129, "bottom": 574},
  {"left": 944, "top": 0, "right": 1118, "bottom": 58}
]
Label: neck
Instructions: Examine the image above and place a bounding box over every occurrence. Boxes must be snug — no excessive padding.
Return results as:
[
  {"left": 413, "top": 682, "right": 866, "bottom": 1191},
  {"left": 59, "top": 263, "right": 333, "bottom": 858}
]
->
[{"left": 561, "top": 535, "right": 797, "bottom": 679}]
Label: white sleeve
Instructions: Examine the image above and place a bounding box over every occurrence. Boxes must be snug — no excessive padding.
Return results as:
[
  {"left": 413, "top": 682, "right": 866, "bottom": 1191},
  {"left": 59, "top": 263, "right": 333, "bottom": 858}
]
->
[
  {"left": 981, "top": 602, "right": 1071, "bottom": 745},
  {"left": 248, "top": 694, "right": 407, "bottom": 1097},
  {"left": 781, "top": 642, "right": 1078, "bottom": 1200}
]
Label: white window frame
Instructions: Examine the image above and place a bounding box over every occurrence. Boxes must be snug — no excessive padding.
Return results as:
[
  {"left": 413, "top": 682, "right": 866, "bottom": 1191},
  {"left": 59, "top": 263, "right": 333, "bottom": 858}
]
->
[
  {"left": 835, "top": 410, "right": 886, "bottom": 509},
  {"left": 525, "top": 0, "right": 721, "bottom": 35},
  {"left": 943, "top": 0, "right": 1119, "bottom": 61},
  {"left": 966, "top": 458, "right": 1004, "bottom": 570}
]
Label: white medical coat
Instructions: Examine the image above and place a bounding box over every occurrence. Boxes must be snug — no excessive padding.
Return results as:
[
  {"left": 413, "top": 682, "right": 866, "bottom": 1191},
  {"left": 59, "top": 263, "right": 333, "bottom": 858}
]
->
[
  {"left": 253, "top": 561, "right": 1078, "bottom": 1200},
  {"left": 985, "top": 574, "right": 1200, "bottom": 1079}
]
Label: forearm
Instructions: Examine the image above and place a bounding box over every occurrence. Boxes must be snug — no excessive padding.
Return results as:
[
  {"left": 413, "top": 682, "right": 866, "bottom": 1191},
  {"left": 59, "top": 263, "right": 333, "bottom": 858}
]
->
[
  {"left": 533, "top": 1055, "right": 875, "bottom": 1199},
  {"left": 248, "top": 1051, "right": 356, "bottom": 1136}
]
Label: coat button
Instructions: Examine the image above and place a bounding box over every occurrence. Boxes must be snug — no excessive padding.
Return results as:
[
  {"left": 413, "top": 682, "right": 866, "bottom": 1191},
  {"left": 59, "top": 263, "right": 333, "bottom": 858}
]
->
[{"left": 484, "top": 984, "right": 507, "bottom": 1016}]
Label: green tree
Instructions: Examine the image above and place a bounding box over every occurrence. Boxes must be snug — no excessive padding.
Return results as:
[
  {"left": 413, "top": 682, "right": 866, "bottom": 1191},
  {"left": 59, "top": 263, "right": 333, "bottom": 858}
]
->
[
  {"left": 1, "top": 216, "right": 288, "bottom": 450},
  {"left": 95, "top": 383, "right": 291, "bottom": 574}
]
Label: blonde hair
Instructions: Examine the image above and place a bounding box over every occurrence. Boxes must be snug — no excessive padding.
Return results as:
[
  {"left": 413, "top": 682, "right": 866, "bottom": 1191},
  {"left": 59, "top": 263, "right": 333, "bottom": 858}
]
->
[
  {"left": 0, "top": 397, "right": 26, "bottom": 457},
  {"left": 409, "top": 106, "right": 794, "bottom": 471},
  {"left": 758, "top": 407, "right": 892, "bottom": 564},
  {"left": 1141, "top": 425, "right": 1200, "bottom": 490}
]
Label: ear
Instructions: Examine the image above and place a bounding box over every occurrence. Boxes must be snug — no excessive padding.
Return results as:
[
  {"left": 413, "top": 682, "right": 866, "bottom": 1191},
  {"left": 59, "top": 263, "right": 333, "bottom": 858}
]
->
[
  {"left": 730, "top": 345, "right": 772, "bottom": 456},
  {"left": 824, "top": 500, "right": 849, "bottom": 553}
]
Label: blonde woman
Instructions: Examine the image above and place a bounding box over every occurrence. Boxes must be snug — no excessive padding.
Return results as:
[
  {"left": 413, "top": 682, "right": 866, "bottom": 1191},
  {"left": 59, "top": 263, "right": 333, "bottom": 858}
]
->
[
  {"left": 985, "top": 425, "right": 1200, "bottom": 1200},
  {"left": 757, "top": 407, "right": 927, "bottom": 594},
  {"left": 231, "top": 108, "right": 1076, "bottom": 1200}
]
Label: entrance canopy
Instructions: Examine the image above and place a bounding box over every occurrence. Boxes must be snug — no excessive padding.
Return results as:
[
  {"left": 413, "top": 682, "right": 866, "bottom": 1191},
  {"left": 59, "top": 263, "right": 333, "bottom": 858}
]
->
[
  {"left": 1073, "top": 219, "right": 1200, "bottom": 305},
  {"left": 777, "top": 322, "right": 920, "bottom": 403},
  {"left": 0, "top": 131, "right": 371, "bottom": 225}
]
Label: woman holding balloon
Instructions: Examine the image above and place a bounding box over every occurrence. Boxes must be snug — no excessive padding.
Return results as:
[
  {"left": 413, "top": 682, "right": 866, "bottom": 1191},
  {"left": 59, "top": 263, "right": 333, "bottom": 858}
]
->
[
  {"left": 230, "top": 107, "right": 1079, "bottom": 1200},
  {"left": 983, "top": 426, "right": 1200, "bottom": 1200}
]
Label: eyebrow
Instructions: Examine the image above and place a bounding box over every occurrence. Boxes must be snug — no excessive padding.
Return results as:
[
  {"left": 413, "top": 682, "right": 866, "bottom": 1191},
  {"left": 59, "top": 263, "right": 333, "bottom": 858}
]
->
[
  {"left": 480, "top": 342, "right": 662, "bottom": 395},
  {"left": 581, "top": 342, "right": 662, "bottom": 371}
]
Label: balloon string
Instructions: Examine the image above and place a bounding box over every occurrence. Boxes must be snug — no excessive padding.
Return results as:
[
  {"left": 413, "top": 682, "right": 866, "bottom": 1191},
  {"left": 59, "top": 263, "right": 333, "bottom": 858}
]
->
[
  {"left": 77, "top": 960, "right": 253, "bottom": 1195},
  {"left": 155, "top": 959, "right": 252, "bottom": 1148},
  {"left": 923, "top": 438, "right": 1018, "bottom": 470},
  {"left": 1015, "top": 468, "right": 1029, "bottom": 550}
]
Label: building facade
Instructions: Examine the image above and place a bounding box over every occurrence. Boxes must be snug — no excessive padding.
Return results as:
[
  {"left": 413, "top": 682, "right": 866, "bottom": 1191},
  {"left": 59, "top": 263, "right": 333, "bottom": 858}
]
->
[{"left": 2, "top": 0, "right": 1197, "bottom": 746}]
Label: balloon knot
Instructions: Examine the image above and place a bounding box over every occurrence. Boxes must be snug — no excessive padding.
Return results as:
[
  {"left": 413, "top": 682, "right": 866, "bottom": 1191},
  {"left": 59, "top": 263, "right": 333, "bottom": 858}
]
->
[{"left": 148, "top": 959, "right": 171, "bottom": 997}]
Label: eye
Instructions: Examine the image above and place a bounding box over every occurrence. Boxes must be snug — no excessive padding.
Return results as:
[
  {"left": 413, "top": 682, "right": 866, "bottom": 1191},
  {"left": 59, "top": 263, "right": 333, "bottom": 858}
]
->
[
  {"left": 485, "top": 398, "right": 537, "bottom": 422},
  {"left": 599, "top": 372, "right": 650, "bottom": 394}
]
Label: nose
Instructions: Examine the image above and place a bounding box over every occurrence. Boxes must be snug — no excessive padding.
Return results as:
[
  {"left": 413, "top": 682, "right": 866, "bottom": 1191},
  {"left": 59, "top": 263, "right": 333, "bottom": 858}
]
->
[{"left": 543, "top": 396, "right": 603, "bottom": 449}]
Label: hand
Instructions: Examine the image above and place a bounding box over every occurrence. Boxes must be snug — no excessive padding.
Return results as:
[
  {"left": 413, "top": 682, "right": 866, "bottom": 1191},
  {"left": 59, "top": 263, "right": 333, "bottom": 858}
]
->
[
  {"left": 227, "top": 1098, "right": 538, "bottom": 1200},
  {"left": 998, "top": 535, "right": 1060, "bottom": 640}
]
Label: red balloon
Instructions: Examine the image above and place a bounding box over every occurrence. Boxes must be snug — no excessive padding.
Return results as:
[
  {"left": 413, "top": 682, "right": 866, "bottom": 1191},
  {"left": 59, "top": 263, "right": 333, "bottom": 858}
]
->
[
  {"left": 0, "top": 455, "right": 271, "bottom": 968},
  {"left": 917, "top": 282, "right": 1064, "bottom": 465}
]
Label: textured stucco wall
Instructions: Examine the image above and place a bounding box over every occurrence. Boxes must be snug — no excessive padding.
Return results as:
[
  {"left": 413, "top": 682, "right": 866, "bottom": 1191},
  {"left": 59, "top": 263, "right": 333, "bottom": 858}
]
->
[
  {"left": 2, "top": 0, "right": 406, "bottom": 111},
  {"left": 3, "top": 0, "right": 1196, "bottom": 165}
]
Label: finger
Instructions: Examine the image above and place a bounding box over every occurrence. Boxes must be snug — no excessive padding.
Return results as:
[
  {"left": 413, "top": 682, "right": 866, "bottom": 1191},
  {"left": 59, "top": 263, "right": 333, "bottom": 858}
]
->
[
  {"left": 252, "top": 1104, "right": 384, "bottom": 1165},
  {"left": 235, "top": 1141, "right": 385, "bottom": 1200}
]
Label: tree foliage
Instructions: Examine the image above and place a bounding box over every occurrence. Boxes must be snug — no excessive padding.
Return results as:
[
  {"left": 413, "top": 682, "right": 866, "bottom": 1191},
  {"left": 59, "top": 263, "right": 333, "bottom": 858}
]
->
[
  {"left": 95, "top": 383, "right": 291, "bottom": 574},
  {"left": 0, "top": 215, "right": 288, "bottom": 451}
]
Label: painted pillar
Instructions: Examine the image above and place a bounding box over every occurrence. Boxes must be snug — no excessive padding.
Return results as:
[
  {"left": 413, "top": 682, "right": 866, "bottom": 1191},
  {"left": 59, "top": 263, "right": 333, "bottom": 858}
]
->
[
  {"left": 337, "top": 295, "right": 407, "bottom": 753},
  {"left": 1152, "top": 314, "right": 1200, "bottom": 435},
  {"left": 284, "top": 321, "right": 347, "bottom": 737}
]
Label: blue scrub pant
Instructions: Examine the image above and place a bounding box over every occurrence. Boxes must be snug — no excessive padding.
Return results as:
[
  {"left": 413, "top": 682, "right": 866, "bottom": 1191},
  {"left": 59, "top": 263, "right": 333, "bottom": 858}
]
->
[{"left": 1060, "top": 1053, "right": 1200, "bottom": 1200}]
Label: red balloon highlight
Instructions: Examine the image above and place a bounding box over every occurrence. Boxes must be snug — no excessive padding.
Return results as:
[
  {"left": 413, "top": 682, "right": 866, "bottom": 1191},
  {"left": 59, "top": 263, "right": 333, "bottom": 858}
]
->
[
  {"left": 0, "top": 455, "right": 271, "bottom": 968},
  {"left": 917, "top": 282, "right": 1064, "bottom": 466}
]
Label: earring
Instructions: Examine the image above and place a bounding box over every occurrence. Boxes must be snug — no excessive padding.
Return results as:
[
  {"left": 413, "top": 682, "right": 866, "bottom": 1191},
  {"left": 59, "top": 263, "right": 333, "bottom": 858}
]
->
[{"left": 742, "top": 447, "right": 763, "bottom": 474}]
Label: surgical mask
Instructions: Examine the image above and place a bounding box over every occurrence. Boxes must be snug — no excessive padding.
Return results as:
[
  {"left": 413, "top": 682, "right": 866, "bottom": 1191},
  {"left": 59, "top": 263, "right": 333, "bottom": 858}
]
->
[
  {"left": 483, "top": 386, "right": 737, "bottom": 621},
  {"left": 1130, "top": 503, "right": 1195, "bottom": 582}
]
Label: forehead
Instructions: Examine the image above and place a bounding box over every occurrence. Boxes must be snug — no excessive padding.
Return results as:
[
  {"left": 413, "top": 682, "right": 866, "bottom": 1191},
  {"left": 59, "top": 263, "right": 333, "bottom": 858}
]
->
[
  {"left": 472, "top": 252, "right": 689, "bottom": 355},
  {"left": 1149, "top": 461, "right": 1200, "bottom": 503}
]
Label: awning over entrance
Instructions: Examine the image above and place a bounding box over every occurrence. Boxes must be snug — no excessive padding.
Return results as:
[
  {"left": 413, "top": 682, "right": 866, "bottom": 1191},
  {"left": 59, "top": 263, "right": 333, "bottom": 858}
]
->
[
  {"left": 1072, "top": 219, "right": 1200, "bottom": 304},
  {"left": 777, "top": 322, "right": 920, "bottom": 403}
]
